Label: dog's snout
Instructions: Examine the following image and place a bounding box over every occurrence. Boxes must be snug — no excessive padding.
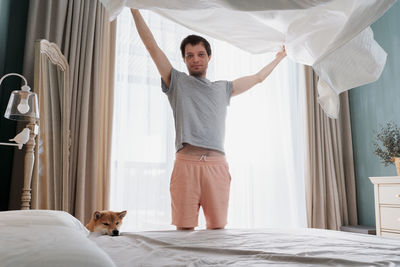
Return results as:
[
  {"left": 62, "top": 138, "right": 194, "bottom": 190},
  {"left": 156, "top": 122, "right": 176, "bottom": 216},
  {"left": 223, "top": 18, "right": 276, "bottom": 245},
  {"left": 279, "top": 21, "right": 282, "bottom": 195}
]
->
[{"left": 112, "top": 229, "right": 119, "bottom": 236}]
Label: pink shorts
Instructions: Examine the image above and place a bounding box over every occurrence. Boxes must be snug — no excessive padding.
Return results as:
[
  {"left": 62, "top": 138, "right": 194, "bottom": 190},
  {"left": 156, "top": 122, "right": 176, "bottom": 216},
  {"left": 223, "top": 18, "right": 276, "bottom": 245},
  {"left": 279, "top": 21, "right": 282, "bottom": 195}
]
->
[{"left": 170, "top": 153, "right": 231, "bottom": 229}]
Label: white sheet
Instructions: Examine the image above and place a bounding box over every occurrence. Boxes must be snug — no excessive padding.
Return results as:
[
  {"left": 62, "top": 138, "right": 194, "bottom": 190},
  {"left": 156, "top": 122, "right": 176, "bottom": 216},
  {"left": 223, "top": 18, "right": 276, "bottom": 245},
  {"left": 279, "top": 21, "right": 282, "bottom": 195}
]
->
[
  {"left": 0, "top": 210, "right": 116, "bottom": 267},
  {"left": 99, "top": 0, "right": 396, "bottom": 118},
  {"left": 90, "top": 228, "right": 400, "bottom": 266}
]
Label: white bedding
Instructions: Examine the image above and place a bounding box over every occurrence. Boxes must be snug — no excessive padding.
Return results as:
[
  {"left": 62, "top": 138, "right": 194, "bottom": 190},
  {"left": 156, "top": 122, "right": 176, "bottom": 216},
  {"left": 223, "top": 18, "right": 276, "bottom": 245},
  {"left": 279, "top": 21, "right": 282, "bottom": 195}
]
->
[
  {"left": 0, "top": 210, "right": 115, "bottom": 267},
  {"left": 90, "top": 228, "right": 400, "bottom": 266},
  {"left": 3, "top": 210, "right": 399, "bottom": 266}
]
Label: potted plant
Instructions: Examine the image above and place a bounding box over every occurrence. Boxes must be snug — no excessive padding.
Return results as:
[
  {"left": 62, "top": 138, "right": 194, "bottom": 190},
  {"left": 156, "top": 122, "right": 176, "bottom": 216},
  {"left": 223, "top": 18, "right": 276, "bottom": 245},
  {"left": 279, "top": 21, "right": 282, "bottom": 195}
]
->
[{"left": 373, "top": 122, "right": 400, "bottom": 176}]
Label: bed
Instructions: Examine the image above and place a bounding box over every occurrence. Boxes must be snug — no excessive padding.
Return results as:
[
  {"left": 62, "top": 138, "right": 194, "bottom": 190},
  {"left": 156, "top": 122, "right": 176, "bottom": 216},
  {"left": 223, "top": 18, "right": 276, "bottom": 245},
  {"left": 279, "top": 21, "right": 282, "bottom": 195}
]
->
[{"left": 1, "top": 210, "right": 400, "bottom": 266}]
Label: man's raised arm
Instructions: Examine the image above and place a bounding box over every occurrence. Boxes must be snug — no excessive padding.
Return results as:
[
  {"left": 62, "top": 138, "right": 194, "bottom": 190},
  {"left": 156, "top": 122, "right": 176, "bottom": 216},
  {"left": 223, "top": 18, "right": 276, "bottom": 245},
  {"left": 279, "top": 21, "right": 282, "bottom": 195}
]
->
[
  {"left": 232, "top": 46, "right": 287, "bottom": 97},
  {"left": 131, "top": 9, "right": 172, "bottom": 87}
]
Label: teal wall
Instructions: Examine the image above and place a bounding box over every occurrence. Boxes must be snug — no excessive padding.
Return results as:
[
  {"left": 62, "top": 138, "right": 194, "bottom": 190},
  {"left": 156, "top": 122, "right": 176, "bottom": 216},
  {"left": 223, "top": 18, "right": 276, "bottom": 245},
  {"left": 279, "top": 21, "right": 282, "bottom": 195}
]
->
[
  {"left": 349, "top": 1, "right": 400, "bottom": 226},
  {"left": 0, "top": 0, "right": 29, "bottom": 210}
]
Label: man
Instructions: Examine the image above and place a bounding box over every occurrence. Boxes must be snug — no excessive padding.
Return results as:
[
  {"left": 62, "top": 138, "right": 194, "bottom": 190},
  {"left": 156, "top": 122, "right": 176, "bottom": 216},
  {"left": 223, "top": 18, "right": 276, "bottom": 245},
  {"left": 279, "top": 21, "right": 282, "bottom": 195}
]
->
[{"left": 131, "top": 9, "right": 287, "bottom": 230}]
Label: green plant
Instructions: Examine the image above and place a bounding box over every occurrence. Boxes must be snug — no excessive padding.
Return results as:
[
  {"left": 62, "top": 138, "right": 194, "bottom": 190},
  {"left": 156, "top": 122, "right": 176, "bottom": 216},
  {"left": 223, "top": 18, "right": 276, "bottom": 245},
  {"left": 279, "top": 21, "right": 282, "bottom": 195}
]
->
[{"left": 373, "top": 122, "right": 400, "bottom": 166}]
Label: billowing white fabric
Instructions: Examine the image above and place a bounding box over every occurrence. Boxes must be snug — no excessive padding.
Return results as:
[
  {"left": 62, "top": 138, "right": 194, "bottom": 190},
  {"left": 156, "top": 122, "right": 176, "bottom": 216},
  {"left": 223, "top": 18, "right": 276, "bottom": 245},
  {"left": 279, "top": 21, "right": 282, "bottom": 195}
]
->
[{"left": 100, "top": 0, "right": 396, "bottom": 118}]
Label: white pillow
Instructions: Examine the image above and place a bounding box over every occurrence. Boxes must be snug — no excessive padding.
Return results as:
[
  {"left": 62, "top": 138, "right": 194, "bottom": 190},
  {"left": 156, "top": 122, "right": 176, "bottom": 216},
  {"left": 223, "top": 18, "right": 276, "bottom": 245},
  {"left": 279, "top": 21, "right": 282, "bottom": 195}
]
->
[
  {"left": 0, "top": 209, "right": 89, "bottom": 236},
  {"left": 0, "top": 210, "right": 116, "bottom": 267}
]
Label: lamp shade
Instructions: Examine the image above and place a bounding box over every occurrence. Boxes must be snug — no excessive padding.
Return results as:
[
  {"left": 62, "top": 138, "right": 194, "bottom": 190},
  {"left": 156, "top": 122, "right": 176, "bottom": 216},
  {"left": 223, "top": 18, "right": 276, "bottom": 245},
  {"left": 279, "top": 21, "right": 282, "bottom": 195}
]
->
[{"left": 4, "top": 89, "right": 39, "bottom": 121}]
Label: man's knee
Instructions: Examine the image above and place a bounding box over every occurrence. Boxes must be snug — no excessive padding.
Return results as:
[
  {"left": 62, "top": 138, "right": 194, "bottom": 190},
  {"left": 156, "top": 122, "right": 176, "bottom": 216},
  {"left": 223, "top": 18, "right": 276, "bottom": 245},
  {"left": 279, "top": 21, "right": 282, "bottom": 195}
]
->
[
  {"left": 177, "top": 227, "right": 194, "bottom": 230},
  {"left": 207, "top": 227, "right": 224, "bottom": 230}
]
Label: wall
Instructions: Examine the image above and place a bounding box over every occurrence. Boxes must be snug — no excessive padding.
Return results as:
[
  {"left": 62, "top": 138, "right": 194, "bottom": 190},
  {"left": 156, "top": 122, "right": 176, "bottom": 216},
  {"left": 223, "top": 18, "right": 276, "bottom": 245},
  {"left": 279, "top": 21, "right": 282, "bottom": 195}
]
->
[
  {"left": 0, "top": 1, "right": 10, "bottom": 75},
  {"left": 0, "top": 0, "right": 29, "bottom": 210},
  {"left": 349, "top": 1, "right": 400, "bottom": 226}
]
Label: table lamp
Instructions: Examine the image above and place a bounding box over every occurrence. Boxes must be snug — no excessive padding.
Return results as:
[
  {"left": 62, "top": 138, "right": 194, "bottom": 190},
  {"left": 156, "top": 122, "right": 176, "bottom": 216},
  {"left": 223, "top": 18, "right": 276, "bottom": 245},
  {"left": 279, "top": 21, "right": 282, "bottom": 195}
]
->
[{"left": 0, "top": 73, "right": 39, "bottom": 209}]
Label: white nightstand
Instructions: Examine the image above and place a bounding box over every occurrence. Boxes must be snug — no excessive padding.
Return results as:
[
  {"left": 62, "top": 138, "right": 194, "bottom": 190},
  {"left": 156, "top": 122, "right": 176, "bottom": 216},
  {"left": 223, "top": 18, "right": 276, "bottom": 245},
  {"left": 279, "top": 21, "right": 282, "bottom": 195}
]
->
[{"left": 369, "top": 176, "right": 400, "bottom": 238}]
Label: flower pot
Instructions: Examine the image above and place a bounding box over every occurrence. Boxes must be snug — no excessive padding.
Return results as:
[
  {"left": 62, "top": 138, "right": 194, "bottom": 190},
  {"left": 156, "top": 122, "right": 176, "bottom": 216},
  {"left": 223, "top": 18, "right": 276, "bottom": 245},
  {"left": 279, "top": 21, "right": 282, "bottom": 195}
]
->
[{"left": 393, "top": 157, "right": 400, "bottom": 176}]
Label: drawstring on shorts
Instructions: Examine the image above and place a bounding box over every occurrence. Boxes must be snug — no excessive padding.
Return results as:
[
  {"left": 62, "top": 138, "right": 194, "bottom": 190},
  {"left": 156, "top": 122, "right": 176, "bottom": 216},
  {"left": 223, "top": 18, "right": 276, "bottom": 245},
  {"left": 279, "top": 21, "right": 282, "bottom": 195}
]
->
[{"left": 175, "top": 153, "right": 226, "bottom": 163}]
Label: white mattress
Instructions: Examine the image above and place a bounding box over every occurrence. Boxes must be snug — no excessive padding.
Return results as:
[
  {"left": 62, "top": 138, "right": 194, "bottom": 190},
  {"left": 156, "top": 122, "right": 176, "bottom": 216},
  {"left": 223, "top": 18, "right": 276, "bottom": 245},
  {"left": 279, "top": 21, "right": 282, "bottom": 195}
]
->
[
  {"left": 89, "top": 228, "right": 400, "bottom": 266},
  {"left": 3, "top": 210, "right": 399, "bottom": 266}
]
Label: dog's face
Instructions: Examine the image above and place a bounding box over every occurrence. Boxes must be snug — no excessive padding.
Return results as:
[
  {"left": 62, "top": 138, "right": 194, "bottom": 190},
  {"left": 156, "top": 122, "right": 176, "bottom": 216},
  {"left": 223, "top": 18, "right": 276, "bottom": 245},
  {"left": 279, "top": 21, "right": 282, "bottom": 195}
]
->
[{"left": 89, "top": 210, "right": 127, "bottom": 236}]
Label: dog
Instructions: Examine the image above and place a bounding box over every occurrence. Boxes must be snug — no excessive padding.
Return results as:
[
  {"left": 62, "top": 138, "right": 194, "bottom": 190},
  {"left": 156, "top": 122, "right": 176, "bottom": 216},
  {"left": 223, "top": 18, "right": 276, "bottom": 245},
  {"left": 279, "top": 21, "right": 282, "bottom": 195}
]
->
[{"left": 86, "top": 210, "right": 127, "bottom": 236}]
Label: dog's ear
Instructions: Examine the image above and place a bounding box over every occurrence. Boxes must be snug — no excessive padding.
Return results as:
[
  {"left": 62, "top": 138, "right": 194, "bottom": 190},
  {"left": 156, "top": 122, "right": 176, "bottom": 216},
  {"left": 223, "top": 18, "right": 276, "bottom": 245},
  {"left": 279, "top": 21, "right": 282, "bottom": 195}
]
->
[
  {"left": 118, "top": 210, "right": 127, "bottom": 219},
  {"left": 94, "top": 211, "right": 102, "bottom": 220}
]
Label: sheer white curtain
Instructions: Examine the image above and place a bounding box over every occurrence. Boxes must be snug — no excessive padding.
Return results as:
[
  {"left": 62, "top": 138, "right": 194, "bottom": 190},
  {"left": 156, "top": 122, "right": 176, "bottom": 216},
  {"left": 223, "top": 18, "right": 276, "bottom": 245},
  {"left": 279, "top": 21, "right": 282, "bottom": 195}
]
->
[{"left": 110, "top": 8, "right": 307, "bottom": 231}]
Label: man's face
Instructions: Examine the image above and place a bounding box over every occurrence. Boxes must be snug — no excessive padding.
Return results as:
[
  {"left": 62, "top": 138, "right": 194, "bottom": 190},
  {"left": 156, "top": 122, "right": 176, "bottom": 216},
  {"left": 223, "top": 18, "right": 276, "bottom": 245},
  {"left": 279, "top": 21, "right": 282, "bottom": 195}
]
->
[{"left": 183, "top": 43, "right": 211, "bottom": 77}]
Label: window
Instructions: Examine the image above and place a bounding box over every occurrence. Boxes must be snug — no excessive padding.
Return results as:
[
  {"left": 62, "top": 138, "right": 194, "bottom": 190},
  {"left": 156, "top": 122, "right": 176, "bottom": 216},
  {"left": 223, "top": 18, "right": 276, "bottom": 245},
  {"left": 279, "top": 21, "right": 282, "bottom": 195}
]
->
[{"left": 110, "top": 9, "right": 306, "bottom": 231}]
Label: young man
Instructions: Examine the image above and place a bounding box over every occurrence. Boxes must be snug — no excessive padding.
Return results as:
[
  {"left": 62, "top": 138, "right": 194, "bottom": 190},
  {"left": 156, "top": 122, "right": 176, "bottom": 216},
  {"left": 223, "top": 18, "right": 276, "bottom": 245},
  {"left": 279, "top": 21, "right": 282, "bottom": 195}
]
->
[{"left": 131, "top": 9, "right": 287, "bottom": 230}]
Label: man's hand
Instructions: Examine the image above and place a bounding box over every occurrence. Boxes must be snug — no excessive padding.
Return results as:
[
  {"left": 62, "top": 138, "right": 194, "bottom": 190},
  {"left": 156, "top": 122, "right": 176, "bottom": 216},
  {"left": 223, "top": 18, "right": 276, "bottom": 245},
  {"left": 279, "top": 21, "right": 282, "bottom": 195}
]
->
[{"left": 275, "top": 45, "right": 287, "bottom": 61}]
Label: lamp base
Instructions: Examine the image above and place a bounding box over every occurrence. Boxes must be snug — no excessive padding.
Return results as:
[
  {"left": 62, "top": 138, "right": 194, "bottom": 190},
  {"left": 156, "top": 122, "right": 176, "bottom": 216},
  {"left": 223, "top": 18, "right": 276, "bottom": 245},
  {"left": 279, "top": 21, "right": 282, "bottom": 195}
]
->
[{"left": 20, "top": 122, "right": 37, "bottom": 210}]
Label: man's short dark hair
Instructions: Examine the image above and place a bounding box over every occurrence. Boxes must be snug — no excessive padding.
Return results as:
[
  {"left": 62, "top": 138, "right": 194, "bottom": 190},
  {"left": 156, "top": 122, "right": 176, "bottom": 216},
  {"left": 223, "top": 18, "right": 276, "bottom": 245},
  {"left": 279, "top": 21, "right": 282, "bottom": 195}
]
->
[{"left": 180, "top": 35, "right": 211, "bottom": 58}]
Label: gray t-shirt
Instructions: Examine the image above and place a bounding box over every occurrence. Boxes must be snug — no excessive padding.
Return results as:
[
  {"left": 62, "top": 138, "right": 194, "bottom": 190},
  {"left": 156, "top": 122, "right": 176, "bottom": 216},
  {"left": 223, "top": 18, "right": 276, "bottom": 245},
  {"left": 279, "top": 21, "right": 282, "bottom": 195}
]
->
[{"left": 161, "top": 68, "right": 233, "bottom": 153}]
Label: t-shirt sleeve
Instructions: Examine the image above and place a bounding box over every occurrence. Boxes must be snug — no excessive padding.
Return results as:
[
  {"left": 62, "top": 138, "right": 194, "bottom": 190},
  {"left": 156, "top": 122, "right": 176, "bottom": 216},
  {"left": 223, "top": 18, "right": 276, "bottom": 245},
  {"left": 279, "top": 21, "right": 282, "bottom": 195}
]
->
[
  {"left": 226, "top": 81, "right": 233, "bottom": 105},
  {"left": 161, "top": 68, "right": 179, "bottom": 94}
]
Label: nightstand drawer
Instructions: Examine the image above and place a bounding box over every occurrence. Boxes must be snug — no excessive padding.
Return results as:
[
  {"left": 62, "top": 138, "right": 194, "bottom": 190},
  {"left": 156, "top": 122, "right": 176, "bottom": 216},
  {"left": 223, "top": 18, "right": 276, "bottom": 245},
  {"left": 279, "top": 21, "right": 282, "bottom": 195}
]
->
[
  {"left": 381, "top": 207, "right": 400, "bottom": 230},
  {"left": 381, "top": 231, "right": 400, "bottom": 239},
  {"left": 379, "top": 185, "right": 400, "bottom": 204}
]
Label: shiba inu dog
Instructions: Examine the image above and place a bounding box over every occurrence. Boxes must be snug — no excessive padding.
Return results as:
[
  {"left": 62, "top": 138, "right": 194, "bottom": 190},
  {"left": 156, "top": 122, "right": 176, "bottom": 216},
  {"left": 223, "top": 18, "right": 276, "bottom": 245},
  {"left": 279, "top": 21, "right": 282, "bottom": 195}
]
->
[{"left": 86, "top": 210, "right": 127, "bottom": 236}]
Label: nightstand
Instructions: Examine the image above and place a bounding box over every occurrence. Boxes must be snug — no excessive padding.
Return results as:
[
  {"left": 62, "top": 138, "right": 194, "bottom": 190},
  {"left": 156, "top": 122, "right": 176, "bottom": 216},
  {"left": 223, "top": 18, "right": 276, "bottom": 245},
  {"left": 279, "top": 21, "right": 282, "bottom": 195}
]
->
[{"left": 369, "top": 176, "right": 400, "bottom": 238}]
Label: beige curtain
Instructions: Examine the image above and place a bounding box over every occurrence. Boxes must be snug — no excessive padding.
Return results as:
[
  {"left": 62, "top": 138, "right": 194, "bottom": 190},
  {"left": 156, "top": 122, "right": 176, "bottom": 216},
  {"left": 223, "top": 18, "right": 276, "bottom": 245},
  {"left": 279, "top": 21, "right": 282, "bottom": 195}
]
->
[
  {"left": 9, "top": 0, "right": 116, "bottom": 224},
  {"left": 65, "top": 0, "right": 116, "bottom": 223},
  {"left": 31, "top": 41, "right": 70, "bottom": 212},
  {"left": 303, "top": 65, "right": 358, "bottom": 230}
]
